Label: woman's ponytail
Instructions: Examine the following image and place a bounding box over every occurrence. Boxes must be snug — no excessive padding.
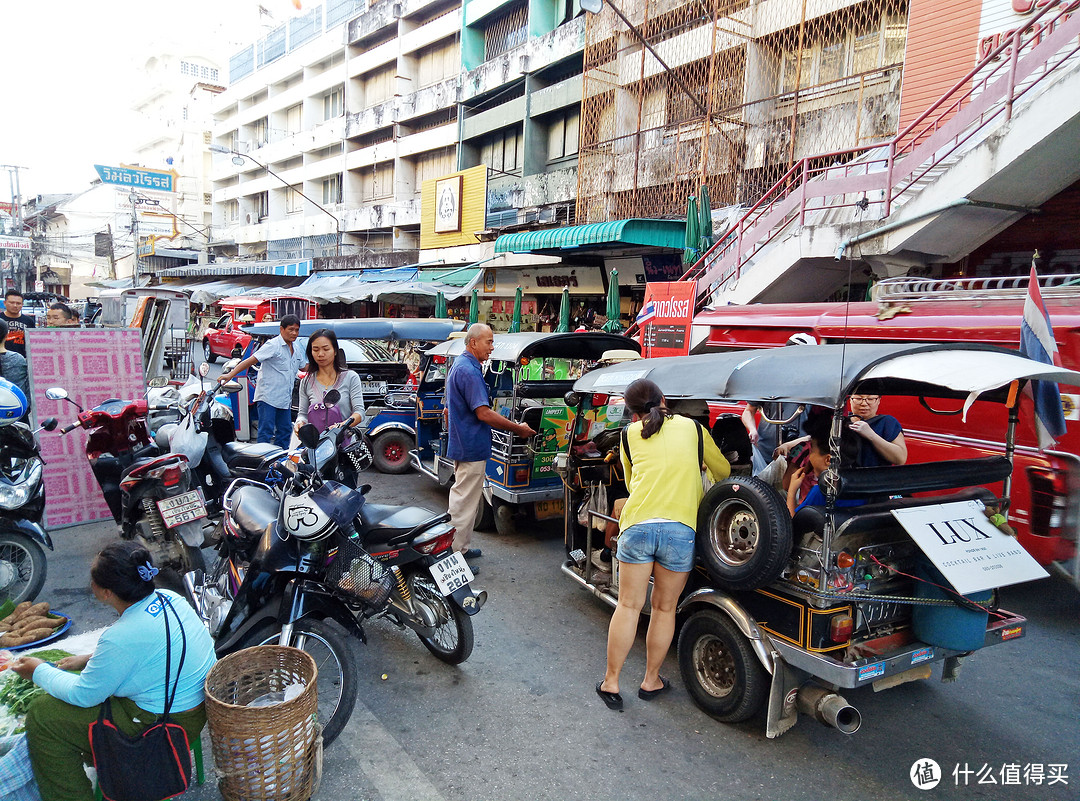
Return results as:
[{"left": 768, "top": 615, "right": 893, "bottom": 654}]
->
[{"left": 624, "top": 379, "right": 668, "bottom": 439}]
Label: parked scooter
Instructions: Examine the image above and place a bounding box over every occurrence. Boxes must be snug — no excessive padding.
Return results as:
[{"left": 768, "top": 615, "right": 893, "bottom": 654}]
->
[
  {"left": 0, "top": 403, "right": 58, "bottom": 605},
  {"left": 46, "top": 384, "right": 207, "bottom": 576},
  {"left": 183, "top": 422, "right": 483, "bottom": 745}
]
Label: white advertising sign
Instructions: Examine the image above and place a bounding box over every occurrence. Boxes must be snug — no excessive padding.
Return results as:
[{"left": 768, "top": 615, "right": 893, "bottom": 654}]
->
[{"left": 892, "top": 500, "right": 1048, "bottom": 594}]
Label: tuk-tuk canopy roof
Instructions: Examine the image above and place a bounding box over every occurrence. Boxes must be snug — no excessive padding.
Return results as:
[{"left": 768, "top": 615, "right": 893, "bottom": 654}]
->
[
  {"left": 242, "top": 318, "right": 466, "bottom": 342},
  {"left": 572, "top": 343, "right": 1080, "bottom": 409},
  {"left": 427, "top": 332, "right": 640, "bottom": 363}
]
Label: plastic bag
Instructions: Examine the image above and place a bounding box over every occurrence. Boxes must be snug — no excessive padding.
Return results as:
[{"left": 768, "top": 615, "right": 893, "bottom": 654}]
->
[{"left": 168, "top": 413, "right": 207, "bottom": 467}]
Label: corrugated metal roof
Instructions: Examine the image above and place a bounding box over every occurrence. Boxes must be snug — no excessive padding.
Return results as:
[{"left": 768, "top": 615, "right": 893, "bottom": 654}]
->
[{"left": 493, "top": 219, "right": 686, "bottom": 254}]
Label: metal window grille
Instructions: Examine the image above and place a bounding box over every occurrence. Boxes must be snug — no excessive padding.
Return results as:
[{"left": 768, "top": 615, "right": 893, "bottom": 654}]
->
[
  {"left": 484, "top": 3, "right": 528, "bottom": 62},
  {"left": 576, "top": 0, "right": 908, "bottom": 223}
]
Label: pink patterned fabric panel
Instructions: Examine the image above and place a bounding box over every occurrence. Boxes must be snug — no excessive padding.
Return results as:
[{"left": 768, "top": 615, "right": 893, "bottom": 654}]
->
[{"left": 27, "top": 329, "right": 146, "bottom": 529}]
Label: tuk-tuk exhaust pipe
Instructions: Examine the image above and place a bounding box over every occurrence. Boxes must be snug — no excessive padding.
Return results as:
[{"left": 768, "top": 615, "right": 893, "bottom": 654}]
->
[{"left": 796, "top": 684, "right": 862, "bottom": 734}]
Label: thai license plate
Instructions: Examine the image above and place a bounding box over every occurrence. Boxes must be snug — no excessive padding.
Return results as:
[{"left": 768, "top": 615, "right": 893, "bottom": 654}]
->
[
  {"left": 156, "top": 490, "right": 207, "bottom": 529},
  {"left": 534, "top": 498, "right": 565, "bottom": 520},
  {"left": 430, "top": 551, "right": 474, "bottom": 596},
  {"left": 361, "top": 381, "right": 387, "bottom": 395}
]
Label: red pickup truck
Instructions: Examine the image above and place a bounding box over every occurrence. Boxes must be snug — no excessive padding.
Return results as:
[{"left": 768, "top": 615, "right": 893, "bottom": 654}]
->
[{"left": 202, "top": 297, "right": 317, "bottom": 363}]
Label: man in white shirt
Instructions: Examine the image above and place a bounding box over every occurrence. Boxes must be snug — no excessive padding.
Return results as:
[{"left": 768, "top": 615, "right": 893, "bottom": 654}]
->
[{"left": 219, "top": 315, "right": 304, "bottom": 448}]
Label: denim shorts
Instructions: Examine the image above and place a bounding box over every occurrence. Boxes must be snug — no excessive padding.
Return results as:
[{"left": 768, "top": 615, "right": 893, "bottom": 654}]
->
[{"left": 617, "top": 521, "right": 696, "bottom": 573}]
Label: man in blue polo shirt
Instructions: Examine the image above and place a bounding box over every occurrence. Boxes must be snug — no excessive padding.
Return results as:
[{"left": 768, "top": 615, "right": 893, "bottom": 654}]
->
[{"left": 445, "top": 324, "right": 535, "bottom": 560}]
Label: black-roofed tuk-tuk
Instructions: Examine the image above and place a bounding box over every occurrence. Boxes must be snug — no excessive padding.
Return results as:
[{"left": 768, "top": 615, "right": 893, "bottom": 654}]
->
[{"left": 560, "top": 343, "right": 1071, "bottom": 737}]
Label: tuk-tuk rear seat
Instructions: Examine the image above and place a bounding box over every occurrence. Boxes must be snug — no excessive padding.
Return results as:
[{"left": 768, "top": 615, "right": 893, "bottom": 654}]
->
[{"left": 835, "top": 456, "right": 1011, "bottom": 499}]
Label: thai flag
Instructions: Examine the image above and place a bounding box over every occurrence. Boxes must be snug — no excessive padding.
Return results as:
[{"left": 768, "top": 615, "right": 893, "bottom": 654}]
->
[
  {"left": 635, "top": 301, "right": 656, "bottom": 327},
  {"left": 1020, "top": 263, "right": 1066, "bottom": 448}
]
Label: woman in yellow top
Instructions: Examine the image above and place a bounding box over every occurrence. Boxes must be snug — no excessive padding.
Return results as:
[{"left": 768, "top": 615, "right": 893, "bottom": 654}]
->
[{"left": 596, "top": 379, "right": 730, "bottom": 711}]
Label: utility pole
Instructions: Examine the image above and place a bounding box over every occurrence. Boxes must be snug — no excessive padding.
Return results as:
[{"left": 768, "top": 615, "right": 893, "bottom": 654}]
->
[
  {"left": 106, "top": 224, "right": 117, "bottom": 280},
  {"left": 130, "top": 192, "right": 140, "bottom": 288},
  {"left": 1, "top": 164, "right": 26, "bottom": 291}
]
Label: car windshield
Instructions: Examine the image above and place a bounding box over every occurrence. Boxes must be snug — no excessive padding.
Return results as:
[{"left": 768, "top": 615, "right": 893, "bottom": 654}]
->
[{"left": 339, "top": 339, "right": 397, "bottom": 364}]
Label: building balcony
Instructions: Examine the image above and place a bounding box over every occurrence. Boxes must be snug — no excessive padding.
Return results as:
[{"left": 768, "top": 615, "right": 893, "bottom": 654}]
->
[{"left": 341, "top": 198, "right": 422, "bottom": 231}]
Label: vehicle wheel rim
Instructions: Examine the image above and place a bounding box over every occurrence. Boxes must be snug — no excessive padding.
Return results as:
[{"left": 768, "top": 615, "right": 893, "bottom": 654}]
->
[
  {"left": 203, "top": 342, "right": 211, "bottom": 359},
  {"left": 0, "top": 545, "right": 32, "bottom": 595},
  {"left": 413, "top": 577, "right": 458, "bottom": 652},
  {"left": 708, "top": 499, "right": 759, "bottom": 567},
  {"left": 384, "top": 442, "right": 404, "bottom": 463},
  {"left": 260, "top": 629, "right": 344, "bottom": 732},
  {"left": 692, "top": 631, "right": 736, "bottom": 699}
]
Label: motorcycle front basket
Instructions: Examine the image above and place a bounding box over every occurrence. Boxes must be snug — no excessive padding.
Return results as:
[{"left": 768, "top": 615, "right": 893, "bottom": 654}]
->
[{"left": 326, "top": 534, "right": 394, "bottom": 607}]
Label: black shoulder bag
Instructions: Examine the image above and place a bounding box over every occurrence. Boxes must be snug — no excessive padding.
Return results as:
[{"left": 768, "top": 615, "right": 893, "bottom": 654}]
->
[{"left": 89, "top": 592, "right": 192, "bottom": 801}]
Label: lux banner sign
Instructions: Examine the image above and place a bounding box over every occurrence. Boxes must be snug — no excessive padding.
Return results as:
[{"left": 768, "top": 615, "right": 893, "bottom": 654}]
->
[
  {"left": 94, "top": 164, "right": 176, "bottom": 193},
  {"left": 892, "top": 500, "right": 1048, "bottom": 594}
]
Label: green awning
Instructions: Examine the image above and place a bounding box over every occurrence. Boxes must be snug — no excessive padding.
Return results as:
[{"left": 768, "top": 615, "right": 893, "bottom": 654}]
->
[{"left": 493, "top": 219, "right": 686, "bottom": 254}]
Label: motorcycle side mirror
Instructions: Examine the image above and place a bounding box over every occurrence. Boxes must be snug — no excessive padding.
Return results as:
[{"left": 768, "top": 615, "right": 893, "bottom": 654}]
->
[
  {"left": 222, "top": 358, "right": 241, "bottom": 374},
  {"left": 323, "top": 389, "right": 341, "bottom": 405},
  {"left": 45, "top": 387, "right": 68, "bottom": 401},
  {"left": 198, "top": 362, "right": 211, "bottom": 378},
  {"left": 298, "top": 423, "right": 321, "bottom": 449},
  {"left": 220, "top": 380, "right": 243, "bottom": 394},
  {"left": 41, "top": 418, "right": 59, "bottom": 432},
  {"left": 148, "top": 376, "right": 169, "bottom": 389}
]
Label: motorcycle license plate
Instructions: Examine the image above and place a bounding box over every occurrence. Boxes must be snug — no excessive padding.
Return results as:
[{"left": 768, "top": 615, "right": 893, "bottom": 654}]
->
[
  {"left": 534, "top": 498, "right": 565, "bottom": 520},
  {"left": 361, "top": 381, "right": 387, "bottom": 395},
  {"left": 156, "top": 490, "right": 208, "bottom": 529},
  {"left": 430, "top": 551, "right": 474, "bottom": 596}
]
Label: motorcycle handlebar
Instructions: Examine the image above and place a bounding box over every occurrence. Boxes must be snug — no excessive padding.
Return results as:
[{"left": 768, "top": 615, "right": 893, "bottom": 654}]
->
[{"left": 60, "top": 421, "right": 81, "bottom": 435}]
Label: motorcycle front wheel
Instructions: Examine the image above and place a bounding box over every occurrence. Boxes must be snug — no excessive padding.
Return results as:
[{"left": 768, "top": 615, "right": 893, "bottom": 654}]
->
[
  {"left": 239, "top": 618, "right": 358, "bottom": 747},
  {"left": 411, "top": 576, "right": 474, "bottom": 665},
  {"left": 0, "top": 533, "right": 47, "bottom": 605}
]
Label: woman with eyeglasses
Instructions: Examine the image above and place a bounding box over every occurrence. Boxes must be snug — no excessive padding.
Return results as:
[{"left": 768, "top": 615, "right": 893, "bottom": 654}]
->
[{"left": 847, "top": 385, "right": 907, "bottom": 466}]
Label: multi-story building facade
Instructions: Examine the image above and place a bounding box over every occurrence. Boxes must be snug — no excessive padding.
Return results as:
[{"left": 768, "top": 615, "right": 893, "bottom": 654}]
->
[{"left": 209, "top": 0, "right": 585, "bottom": 270}]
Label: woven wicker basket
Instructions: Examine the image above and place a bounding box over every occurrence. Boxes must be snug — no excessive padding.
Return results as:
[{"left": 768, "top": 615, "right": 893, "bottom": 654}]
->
[{"left": 205, "top": 646, "right": 321, "bottom": 801}]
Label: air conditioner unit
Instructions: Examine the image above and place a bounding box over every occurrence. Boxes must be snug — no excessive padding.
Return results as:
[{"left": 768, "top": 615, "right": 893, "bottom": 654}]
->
[{"left": 245, "top": 213, "right": 254, "bottom": 224}]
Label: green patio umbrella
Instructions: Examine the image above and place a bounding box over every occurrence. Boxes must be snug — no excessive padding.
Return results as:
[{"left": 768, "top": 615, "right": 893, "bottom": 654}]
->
[
  {"left": 554, "top": 287, "right": 571, "bottom": 333},
  {"left": 699, "top": 184, "right": 714, "bottom": 253},
  {"left": 602, "top": 268, "right": 622, "bottom": 333},
  {"left": 509, "top": 286, "right": 523, "bottom": 333},
  {"left": 434, "top": 290, "right": 447, "bottom": 319},
  {"left": 468, "top": 288, "right": 479, "bottom": 326},
  {"left": 683, "top": 195, "right": 701, "bottom": 266}
]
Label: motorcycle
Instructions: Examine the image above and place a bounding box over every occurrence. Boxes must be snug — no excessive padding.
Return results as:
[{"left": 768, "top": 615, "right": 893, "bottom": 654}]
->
[
  {"left": 183, "top": 422, "right": 484, "bottom": 745},
  {"left": 45, "top": 383, "right": 207, "bottom": 577},
  {"left": 0, "top": 416, "right": 59, "bottom": 604}
]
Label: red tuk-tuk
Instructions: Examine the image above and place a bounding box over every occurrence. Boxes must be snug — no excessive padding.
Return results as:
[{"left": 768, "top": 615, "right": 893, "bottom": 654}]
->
[{"left": 202, "top": 296, "right": 318, "bottom": 363}]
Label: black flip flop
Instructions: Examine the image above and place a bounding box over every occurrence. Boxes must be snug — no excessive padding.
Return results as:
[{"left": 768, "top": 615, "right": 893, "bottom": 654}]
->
[
  {"left": 595, "top": 681, "right": 623, "bottom": 711},
  {"left": 637, "top": 676, "right": 671, "bottom": 701}
]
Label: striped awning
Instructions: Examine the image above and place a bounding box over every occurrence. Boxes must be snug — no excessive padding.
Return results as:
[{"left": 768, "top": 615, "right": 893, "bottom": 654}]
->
[
  {"left": 156, "top": 258, "right": 312, "bottom": 278},
  {"left": 493, "top": 219, "right": 686, "bottom": 254}
]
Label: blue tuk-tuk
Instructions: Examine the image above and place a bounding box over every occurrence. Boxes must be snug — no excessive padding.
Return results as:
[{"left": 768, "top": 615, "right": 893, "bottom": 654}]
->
[
  {"left": 239, "top": 317, "right": 465, "bottom": 472},
  {"left": 410, "top": 332, "right": 638, "bottom": 534}
]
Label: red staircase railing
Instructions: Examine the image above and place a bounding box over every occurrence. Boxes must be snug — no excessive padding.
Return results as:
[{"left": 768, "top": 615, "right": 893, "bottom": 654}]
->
[{"left": 681, "top": 0, "right": 1080, "bottom": 307}]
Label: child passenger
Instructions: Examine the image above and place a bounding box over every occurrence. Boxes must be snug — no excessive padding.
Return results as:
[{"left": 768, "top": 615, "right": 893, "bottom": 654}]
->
[{"left": 786, "top": 412, "right": 864, "bottom": 516}]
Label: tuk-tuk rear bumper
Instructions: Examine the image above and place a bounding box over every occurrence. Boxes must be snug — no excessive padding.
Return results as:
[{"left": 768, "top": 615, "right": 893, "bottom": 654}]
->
[{"left": 769, "top": 609, "right": 1027, "bottom": 690}]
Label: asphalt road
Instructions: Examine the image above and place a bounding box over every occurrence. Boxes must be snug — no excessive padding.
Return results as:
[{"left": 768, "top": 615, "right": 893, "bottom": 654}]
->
[{"left": 30, "top": 463, "right": 1080, "bottom": 801}]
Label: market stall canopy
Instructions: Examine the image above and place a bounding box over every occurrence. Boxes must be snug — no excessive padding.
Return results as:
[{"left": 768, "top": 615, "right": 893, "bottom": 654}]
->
[
  {"left": 493, "top": 219, "right": 686, "bottom": 254},
  {"left": 571, "top": 343, "right": 1080, "bottom": 411},
  {"left": 242, "top": 317, "right": 466, "bottom": 342},
  {"left": 164, "top": 276, "right": 307, "bottom": 305},
  {"left": 289, "top": 265, "right": 483, "bottom": 304},
  {"left": 426, "top": 331, "right": 639, "bottom": 364}
]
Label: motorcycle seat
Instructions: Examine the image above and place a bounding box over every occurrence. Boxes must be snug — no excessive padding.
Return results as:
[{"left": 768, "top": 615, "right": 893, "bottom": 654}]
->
[
  {"left": 222, "top": 442, "right": 286, "bottom": 472},
  {"left": 230, "top": 484, "right": 279, "bottom": 538},
  {"left": 359, "top": 503, "right": 444, "bottom": 545}
]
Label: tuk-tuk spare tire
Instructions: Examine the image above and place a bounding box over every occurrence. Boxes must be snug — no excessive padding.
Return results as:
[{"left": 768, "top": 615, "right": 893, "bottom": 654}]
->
[{"left": 696, "top": 476, "right": 792, "bottom": 591}]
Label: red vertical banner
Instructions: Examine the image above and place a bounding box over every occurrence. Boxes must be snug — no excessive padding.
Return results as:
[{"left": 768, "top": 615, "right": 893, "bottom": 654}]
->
[{"left": 636, "top": 282, "right": 696, "bottom": 358}]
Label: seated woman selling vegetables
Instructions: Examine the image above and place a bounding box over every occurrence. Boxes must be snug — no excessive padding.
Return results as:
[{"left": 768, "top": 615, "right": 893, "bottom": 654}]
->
[{"left": 8, "top": 541, "right": 216, "bottom": 801}]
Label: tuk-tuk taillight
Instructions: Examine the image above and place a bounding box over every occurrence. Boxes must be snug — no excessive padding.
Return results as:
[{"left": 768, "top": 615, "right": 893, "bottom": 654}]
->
[{"left": 830, "top": 615, "right": 853, "bottom": 643}]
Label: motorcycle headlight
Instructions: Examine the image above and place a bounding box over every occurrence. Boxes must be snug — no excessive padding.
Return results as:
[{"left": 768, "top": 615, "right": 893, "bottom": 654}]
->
[{"left": 0, "top": 461, "right": 41, "bottom": 510}]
